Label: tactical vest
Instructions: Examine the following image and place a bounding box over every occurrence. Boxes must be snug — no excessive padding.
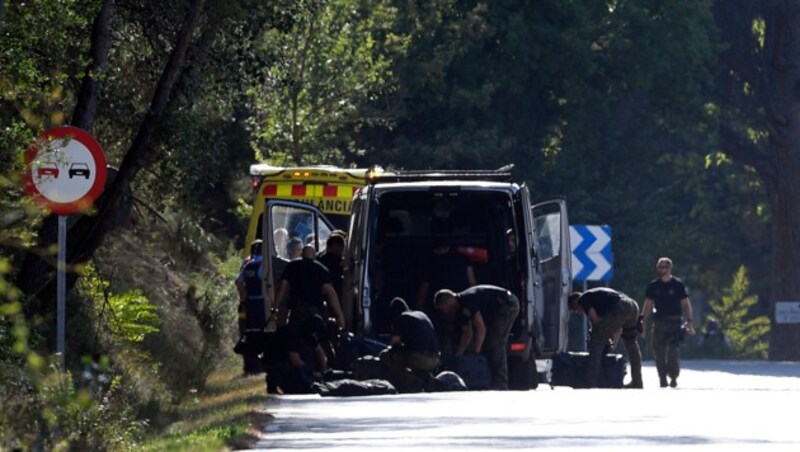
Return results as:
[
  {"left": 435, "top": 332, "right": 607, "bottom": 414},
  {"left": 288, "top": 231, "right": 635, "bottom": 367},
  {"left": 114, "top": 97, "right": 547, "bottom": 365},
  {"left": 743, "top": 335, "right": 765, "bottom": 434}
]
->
[{"left": 242, "top": 258, "right": 264, "bottom": 300}]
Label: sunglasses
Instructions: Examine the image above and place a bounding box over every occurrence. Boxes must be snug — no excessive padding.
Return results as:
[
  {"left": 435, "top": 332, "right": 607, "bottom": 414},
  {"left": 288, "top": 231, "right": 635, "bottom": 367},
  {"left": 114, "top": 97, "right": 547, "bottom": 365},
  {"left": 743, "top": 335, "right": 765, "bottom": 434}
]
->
[{"left": 656, "top": 265, "right": 670, "bottom": 269}]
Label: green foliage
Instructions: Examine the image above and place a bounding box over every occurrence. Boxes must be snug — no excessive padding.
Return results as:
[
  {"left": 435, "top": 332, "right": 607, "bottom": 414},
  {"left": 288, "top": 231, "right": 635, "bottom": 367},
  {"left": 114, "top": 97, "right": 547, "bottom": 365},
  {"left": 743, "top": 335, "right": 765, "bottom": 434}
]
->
[
  {"left": 0, "top": 0, "right": 95, "bottom": 129},
  {"left": 248, "top": 0, "right": 402, "bottom": 164},
  {"left": 707, "top": 266, "right": 770, "bottom": 359},
  {"left": 76, "top": 262, "right": 160, "bottom": 344},
  {"left": 33, "top": 363, "right": 144, "bottom": 451},
  {"left": 2, "top": 259, "right": 144, "bottom": 450}
]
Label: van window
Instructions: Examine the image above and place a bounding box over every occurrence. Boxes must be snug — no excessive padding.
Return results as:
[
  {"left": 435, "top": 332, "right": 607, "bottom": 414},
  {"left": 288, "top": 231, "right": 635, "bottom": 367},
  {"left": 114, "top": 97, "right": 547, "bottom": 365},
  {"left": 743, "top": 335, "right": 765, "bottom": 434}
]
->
[
  {"left": 268, "top": 204, "right": 332, "bottom": 256},
  {"left": 533, "top": 212, "right": 562, "bottom": 262}
]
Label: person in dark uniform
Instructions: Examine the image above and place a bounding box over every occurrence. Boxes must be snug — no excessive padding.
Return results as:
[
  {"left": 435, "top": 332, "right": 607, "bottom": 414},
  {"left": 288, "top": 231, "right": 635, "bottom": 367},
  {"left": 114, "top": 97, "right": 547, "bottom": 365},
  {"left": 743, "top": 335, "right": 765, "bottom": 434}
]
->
[
  {"left": 235, "top": 239, "right": 268, "bottom": 375},
  {"left": 567, "top": 287, "right": 643, "bottom": 389},
  {"left": 275, "top": 244, "right": 345, "bottom": 330},
  {"left": 380, "top": 297, "right": 441, "bottom": 391},
  {"left": 416, "top": 240, "right": 478, "bottom": 359},
  {"left": 434, "top": 285, "right": 519, "bottom": 390},
  {"left": 262, "top": 314, "right": 328, "bottom": 394},
  {"left": 641, "top": 257, "right": 695, "bottom": 388},
  {"left": 317, "top": 231, "right": 346, "bottom": 300},
  {"left": 416, "top": 242, "right": 477, "bottom": 312}
]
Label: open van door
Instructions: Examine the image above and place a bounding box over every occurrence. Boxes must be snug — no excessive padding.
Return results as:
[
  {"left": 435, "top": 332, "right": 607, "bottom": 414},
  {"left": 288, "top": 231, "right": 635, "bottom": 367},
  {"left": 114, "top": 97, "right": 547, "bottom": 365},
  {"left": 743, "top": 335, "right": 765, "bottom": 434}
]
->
[
  {"left": 261, "top": 200, "right": 335, "bottom": 330},
  {"left": 530, "top": 198, "right": 572, "bottom": 356}
]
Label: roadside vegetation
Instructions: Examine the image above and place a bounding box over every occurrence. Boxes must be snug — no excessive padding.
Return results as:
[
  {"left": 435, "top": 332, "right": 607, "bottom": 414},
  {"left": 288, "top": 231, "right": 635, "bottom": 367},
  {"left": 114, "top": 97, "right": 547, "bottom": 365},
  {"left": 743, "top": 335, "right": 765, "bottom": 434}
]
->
[{"left": 0, "top": 0, "right": 795, "bottom": 449}]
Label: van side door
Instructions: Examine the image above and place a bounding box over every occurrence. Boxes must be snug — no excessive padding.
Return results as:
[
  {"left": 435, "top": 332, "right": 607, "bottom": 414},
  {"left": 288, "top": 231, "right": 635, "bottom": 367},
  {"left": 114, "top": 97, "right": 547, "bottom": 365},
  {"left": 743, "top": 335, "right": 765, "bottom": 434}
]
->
[
  {"left": 529, "top": 198, "right": 572, "bottom": 356},
  {"left": 261, "top": 200, "right": 335, "bottom": 328}
]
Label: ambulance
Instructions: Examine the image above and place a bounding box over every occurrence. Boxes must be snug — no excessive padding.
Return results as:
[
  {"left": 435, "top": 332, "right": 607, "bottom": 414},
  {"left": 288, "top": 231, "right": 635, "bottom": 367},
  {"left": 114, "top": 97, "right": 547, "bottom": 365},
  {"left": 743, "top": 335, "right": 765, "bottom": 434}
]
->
[{"left": 244, "top": 164, "right": 372, "bottom": 258}]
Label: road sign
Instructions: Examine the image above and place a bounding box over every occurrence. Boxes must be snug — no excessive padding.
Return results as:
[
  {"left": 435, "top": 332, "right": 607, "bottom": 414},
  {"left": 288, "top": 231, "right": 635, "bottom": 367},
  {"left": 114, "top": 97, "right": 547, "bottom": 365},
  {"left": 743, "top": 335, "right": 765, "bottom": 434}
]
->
[
  {"left": 570, "top": 225, "right": 613, "bottom": 281},
  {"left": 23, "top": 126, "right": 107, "bottom": 215},
  {"left": 775, "top": 302, "right": 800, "bottom": 324}
]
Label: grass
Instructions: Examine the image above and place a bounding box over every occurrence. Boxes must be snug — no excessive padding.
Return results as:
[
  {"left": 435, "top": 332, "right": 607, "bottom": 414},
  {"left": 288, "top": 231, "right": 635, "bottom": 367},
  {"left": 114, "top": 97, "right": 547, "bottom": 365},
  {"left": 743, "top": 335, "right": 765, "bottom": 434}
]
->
[{"left": 136, "top": 357, "right": 272, "bottom": 451}]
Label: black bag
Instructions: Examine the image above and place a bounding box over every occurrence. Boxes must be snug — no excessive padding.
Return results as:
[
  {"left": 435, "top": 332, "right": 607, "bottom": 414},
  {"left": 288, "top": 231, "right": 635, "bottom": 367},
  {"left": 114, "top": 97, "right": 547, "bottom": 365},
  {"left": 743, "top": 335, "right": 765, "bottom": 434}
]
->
[
  {"left": 455, "top": 354, "right": 491, "bottom": 390},
  {"left": 334, "top": 332, "right": 388, "bottom": 371},
  {"left": 233, "top": 329, "right": 269, "bottom": 356},
  {"left": 550, "top": 351, "right": 627, "bottom": 388},
  {"left": 313, "top": 378, "right": 397, "bottom": 397}
]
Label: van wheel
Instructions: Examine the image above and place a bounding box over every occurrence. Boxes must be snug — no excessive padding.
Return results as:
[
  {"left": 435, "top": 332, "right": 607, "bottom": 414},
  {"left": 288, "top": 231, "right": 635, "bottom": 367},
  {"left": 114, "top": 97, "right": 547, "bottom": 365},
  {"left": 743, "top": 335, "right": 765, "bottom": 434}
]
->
[{"left": 508, "top": 356, "right": 538, "bottom": 390}]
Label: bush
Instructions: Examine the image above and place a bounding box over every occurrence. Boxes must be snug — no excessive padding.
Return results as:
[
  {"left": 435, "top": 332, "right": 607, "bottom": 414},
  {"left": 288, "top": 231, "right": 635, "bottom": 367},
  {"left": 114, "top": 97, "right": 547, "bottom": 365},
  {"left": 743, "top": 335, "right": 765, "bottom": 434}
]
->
[{"left": 707, "top": 266, "right": 770, "bottom": 359}]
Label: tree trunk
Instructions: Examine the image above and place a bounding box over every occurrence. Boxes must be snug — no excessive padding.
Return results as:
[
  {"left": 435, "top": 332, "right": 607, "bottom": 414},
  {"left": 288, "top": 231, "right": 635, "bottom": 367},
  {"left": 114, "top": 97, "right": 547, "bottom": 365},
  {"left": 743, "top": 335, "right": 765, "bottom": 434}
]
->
[
  {"left": 765, "top": 2, "right": 800, "bottom": 361},
  {"left": 72, "top": 0, "right": 114, "bottom": 130}
]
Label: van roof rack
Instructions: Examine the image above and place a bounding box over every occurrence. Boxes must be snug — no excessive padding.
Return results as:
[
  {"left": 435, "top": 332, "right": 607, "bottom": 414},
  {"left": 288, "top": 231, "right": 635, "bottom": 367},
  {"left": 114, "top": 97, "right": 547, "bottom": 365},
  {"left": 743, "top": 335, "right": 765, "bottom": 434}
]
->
[{"left": 367, "top": 164, "right": 514, "bottom": 184}]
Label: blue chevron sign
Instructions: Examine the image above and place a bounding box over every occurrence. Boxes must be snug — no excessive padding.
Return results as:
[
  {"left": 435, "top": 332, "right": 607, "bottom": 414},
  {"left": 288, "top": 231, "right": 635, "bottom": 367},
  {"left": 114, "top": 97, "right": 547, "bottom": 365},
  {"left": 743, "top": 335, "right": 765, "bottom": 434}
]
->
[{"left": 570, "top": 225, "right": 613, "bottom": 281}]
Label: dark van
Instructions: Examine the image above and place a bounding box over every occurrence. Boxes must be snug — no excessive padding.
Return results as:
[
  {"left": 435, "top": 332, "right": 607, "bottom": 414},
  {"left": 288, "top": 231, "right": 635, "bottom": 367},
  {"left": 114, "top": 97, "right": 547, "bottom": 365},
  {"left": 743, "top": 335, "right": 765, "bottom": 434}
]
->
[{"left": 260, "top": 166, "right": 572, "bottom": 389}]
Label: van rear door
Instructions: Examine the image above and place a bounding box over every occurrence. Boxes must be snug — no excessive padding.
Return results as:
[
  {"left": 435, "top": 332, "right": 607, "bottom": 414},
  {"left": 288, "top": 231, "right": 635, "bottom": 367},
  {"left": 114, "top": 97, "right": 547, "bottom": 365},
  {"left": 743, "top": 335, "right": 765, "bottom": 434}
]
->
[
  {"left": 529, "top": 198, "right": 572, "bottom": 356},
  {"left": 261, "top": 200, "right": 335, "bottom": 328}
]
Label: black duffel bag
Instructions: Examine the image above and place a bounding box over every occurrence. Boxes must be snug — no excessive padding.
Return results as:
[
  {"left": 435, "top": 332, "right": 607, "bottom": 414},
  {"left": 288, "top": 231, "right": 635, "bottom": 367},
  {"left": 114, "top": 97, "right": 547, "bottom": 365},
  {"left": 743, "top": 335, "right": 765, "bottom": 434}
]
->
[{"left": 234, "top": 329, "right": 270, "bottom": 356}]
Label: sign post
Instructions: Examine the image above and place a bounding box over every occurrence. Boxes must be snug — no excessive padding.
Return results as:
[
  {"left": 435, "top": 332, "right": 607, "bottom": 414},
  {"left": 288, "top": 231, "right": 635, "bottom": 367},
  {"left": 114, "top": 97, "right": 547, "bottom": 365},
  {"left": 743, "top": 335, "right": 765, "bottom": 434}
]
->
[{"left": 23, "top": 126, "right": 107, "bottom": 367}]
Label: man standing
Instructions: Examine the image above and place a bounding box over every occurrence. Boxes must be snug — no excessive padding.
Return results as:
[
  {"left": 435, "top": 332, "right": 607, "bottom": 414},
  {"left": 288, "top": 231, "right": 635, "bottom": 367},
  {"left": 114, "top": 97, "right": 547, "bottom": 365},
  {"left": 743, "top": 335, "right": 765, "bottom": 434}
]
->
[
  {"left": 434, "top": 285, "right": 519, "bottom": 390},
  {"left": 380, "top": 297, "right": 441, "bottom": 391},
  {"left": 567, "top": 287, "right": 643, "bottom": 389},
  {"left": 641, "top": 257, "right": 695, "bottom": 388},
  {"left": 236, "top": 239, "right": 268, "bottom": 375},
  {"left": 275, "top": 244, "right": 345, "bottom": 330}
]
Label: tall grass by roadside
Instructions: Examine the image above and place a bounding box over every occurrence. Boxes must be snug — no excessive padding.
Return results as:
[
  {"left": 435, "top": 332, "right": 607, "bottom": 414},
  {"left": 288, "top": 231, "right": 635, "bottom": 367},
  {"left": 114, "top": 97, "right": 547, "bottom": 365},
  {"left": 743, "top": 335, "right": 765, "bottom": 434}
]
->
[{"left": 136, "top": 358, "right": 270, "bottom": 451}]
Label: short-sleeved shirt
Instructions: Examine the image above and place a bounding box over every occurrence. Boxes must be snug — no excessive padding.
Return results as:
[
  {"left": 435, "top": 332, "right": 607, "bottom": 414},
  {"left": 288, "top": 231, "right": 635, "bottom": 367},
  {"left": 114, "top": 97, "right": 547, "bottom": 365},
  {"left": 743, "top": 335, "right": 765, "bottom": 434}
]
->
[
  {"left": 577, "top": 287, "right": 624, "bottom": 317},
  {"left": 645, "top": 277, "right": 688, "bottom": 318},
  {"left": 392, "top": 310, "right": 440, "bottom": 355},
  {"left": 236, "top": 255, "right": 264, "bottom": 300},
  {"left": 280, "top": 258, "right": 332, "bottom": 311},
  {"left": 455, "top": 285, "right": 512, "bottom": 327}
]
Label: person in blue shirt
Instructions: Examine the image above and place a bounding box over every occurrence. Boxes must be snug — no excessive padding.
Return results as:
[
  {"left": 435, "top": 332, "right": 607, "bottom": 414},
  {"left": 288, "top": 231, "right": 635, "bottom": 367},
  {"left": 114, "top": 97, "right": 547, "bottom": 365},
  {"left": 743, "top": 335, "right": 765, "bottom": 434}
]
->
[{"left": 236, "top": 239, "right": 268, "bottom": 375}]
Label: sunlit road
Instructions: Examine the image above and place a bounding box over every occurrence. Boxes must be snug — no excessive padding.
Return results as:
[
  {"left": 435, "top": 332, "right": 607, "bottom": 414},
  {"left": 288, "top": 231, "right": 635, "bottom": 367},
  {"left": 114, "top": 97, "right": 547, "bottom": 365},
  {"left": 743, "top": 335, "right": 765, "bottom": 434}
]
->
[{"left": 250, "top": 360, "right": 800, "bottom": 451}]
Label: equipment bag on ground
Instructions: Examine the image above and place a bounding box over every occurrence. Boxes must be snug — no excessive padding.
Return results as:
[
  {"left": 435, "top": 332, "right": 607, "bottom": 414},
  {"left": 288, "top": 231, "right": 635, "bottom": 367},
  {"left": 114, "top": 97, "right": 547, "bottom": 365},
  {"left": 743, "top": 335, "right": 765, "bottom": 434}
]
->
[
  {"left": 550, "top": 351, "right": 627, "bottom": 388},
  {"left": 455, "top": 354, "right": 492, "bottom": 390}
]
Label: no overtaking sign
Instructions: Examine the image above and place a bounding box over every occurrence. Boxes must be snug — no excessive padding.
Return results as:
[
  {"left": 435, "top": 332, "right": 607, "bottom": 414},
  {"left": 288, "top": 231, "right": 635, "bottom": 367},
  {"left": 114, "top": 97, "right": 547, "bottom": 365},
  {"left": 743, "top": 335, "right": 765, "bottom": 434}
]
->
[{"left": 23, "top": 126, "right": 107, "bottom": 215}]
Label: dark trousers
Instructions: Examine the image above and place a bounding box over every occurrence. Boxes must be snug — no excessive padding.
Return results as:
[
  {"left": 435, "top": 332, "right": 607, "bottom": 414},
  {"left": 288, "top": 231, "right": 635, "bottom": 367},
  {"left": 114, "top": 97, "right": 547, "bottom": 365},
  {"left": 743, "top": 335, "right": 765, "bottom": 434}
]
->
[
  {"left": 651, "top": 318, "right": 683, "bottom": 381},
  {"left": 585, "top": 296, "right": 642, "bottom": 387},
  {"left": 484, "top": 293, "right": 520, "bottom": 390}
]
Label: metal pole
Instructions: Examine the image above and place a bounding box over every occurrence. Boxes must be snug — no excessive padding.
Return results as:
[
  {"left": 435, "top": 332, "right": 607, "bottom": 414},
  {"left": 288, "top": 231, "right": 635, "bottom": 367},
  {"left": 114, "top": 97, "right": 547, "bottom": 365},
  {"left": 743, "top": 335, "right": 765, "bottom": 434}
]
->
[{"left": 57, "top": 215, "right": 66, "bottom": 368}]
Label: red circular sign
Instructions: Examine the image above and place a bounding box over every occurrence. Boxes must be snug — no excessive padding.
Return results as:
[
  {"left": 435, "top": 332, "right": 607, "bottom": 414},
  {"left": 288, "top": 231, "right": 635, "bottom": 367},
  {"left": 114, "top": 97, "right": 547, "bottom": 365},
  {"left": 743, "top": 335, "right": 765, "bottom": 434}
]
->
[{"left": 22, "top": 126, "right": 108, "bottom": 215}]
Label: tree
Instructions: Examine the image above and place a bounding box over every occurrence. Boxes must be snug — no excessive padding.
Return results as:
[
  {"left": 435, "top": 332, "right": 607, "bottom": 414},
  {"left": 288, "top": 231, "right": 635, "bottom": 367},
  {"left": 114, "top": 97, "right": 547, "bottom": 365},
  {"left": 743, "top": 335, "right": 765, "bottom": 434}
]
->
[
  {"left": 248, "top": 0, "right": 401, "bottom": 165},
  {"left": 13, "top": 0, "right": 208, "bottom": 348},
  {"left": 708, "top": 266, "right": 770, "bottom": 359},
  {"left": 713, "top": 0, "right": 800, "bottom": 360}
]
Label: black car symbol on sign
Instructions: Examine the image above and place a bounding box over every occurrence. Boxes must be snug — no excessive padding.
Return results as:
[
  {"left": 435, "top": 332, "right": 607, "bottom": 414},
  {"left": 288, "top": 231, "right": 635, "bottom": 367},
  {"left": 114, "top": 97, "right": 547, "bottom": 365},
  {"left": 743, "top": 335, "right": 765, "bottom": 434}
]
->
[{"left": 68, "top": 162, "right": 91, "bottom": 179}]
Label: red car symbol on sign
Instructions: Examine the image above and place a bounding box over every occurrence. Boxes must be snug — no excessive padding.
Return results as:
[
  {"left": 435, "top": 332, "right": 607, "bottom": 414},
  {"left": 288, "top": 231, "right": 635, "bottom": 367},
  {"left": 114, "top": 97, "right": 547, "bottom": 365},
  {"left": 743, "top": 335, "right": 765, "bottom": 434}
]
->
[{"left": 38, "top": 163, "right": 60, "bottom": 179}]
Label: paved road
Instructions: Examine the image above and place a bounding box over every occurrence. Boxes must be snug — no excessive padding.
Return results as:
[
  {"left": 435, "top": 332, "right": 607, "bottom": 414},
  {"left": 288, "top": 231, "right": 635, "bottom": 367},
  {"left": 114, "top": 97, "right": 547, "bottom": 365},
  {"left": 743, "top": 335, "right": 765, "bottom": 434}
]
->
[{"left": 251, "top": 360, "right": 800, "bottom": 451}]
